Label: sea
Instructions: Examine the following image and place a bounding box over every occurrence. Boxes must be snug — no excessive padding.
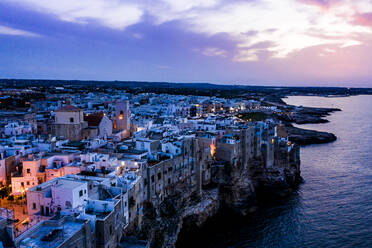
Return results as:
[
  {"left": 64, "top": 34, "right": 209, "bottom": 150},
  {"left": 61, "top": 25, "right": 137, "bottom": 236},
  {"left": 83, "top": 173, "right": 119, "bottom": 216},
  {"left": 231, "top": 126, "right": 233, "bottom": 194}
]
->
[{"left": 177, "top": 95, "right": 372, "bottom": 248}]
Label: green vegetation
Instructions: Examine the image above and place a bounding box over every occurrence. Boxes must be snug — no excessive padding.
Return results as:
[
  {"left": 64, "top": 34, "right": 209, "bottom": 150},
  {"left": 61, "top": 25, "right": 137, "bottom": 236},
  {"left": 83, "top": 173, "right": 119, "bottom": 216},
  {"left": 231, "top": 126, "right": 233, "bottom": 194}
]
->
[{"left": 238, "top": 112, "right": 272, "bottom": 122}]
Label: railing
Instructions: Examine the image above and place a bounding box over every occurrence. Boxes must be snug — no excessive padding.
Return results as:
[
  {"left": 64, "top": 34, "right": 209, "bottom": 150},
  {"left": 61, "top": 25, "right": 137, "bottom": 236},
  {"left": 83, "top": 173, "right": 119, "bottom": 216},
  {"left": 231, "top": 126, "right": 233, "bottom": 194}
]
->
[{"left": 14, "top": 216, "right": 43, "bottom": 238}]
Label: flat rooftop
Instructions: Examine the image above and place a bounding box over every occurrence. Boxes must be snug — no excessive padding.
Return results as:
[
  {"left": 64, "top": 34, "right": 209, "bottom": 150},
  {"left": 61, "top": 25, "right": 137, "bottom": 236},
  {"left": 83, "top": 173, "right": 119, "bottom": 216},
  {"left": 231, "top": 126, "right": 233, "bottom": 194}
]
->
[
  {"left": 53, "top": 179, "right": 86, "bottom": 189},
  {"left": 19, "top": 220, "right": 85, "bottom": 248},
  {"left": 29, "top": 177, "right": 86, "bottom": 192}
]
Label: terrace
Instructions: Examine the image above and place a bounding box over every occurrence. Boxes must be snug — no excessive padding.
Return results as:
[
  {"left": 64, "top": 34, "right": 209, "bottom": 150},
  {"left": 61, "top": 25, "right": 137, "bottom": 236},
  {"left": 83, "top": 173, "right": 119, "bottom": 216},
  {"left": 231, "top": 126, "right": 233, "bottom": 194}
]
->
[
  {"left": 84, "top": 199, "right": 117, "bottom": 220},
  {"left": 18, "top": 217, "right": 86, "bottom": 248}
]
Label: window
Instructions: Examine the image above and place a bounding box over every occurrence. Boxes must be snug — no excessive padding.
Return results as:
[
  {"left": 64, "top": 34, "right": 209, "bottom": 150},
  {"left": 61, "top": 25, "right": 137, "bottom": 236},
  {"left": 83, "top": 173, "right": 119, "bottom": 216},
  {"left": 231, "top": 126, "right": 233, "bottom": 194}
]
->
[
  {"left": 27, "top": 181, "right": 30, "bottom": 186},
  {"left": 26, "top": 169, "right": 30, "bottom": 173},
  {"left": 21, "top": 182, "right": 24, "bottom": 187},
  {"left": 151, "top": 175, "right": 155, "bottom": 183},
  {"left": 157, "top": 172, "right": 162, "bottom": 180},
  {"left": 79, "top": 190, "right": 83, "bottom": 197},
  {"left": 144, "top": 178, "right": 148, "bottom": 186},
  {"left": 32, "top": 203, "right": 36, "bottom": 209},
  {"left": 70, "top": 117, "right": 74, "bottom": 123}
]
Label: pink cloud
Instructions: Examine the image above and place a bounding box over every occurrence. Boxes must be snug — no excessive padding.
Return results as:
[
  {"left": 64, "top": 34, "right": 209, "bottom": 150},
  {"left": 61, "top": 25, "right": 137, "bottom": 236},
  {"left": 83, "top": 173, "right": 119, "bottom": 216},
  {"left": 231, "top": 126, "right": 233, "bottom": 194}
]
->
[
  {"left": 297, "top": 0, "right": 330, "bottom": 9},
  {"left": 353, "top": 12, "right": 372, "bottom": 27}
]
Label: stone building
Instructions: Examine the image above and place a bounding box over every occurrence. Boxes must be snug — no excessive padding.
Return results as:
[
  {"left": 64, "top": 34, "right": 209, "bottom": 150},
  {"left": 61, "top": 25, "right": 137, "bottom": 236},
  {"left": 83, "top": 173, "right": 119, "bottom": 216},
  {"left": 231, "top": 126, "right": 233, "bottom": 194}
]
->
[
  {"left": 26, "top": 177, "right": 89, "bottom": 217},
  {"left": 195, "top": 132, "right": 216, "bottom": 186},
  {"left": 216, "top": 134, "right": 242, "bottom": 166},
  {"left": 51, "top": 105, "right": 87, "bottom": 141},
  {"left": 114, "top": 100, "right": 130, "bottom": 139},
  {"left": 11, "top": 158, "right": 41, "bottom": 195},
  {"left": 224, "top": 126, "right": 256, "bottom": 168},
  {"left": 217, "top": 123, "right": 277, "bottom": 169},
  {"left": 84, "top": 112, "right": 113, "bottom": 139},
  {"left": 0, "top": 153, "right": 17, "bottom": 187},
  {"left": 85, "top": 197, "right": 123, "bottom": 248},
  {"left": 11, "top": 153, "right": 82, "bottom": 195},
  {"left": 142, "top": 137, "right": 202, "bottom": 206}
]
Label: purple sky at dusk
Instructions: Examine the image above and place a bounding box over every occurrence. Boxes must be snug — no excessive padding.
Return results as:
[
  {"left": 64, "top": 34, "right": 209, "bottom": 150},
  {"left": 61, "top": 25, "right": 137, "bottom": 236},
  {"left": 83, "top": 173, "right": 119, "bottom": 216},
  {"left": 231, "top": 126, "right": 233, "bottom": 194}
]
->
[{"left": 1, "top": 0, "right": 372, "bottom": 87}]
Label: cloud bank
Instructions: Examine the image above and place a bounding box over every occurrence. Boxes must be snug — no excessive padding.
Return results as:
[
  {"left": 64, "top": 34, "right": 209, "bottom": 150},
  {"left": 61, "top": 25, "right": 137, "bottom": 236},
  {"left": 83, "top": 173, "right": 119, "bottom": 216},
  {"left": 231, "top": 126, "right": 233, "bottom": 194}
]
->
[{"left": 2, "top": 0, "right": 372, "bottom": 86}]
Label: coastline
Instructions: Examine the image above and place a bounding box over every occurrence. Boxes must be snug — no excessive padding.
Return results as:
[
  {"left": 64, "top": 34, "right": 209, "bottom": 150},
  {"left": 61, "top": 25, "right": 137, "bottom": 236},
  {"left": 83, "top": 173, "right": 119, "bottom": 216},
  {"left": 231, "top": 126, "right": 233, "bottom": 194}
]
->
[
  {"left": 278, "top": 97, "right": 341, "bottom": 146},
  {"left": 176, "top": 96, "right": 343, "bottom": 247}
]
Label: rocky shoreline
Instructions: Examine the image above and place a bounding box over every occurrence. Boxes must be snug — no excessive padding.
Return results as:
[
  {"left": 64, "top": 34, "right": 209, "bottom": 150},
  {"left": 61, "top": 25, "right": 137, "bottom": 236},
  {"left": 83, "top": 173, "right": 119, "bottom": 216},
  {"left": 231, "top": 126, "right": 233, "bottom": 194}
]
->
[
  {"left": 277, "top": 100, "right": 341, "bottom": 146},
  {"left": 286, "top": 125, "right": 337, "bottom": 146},
  {"left": 280, "top": 106, "right": 341, "bottom": 124}
]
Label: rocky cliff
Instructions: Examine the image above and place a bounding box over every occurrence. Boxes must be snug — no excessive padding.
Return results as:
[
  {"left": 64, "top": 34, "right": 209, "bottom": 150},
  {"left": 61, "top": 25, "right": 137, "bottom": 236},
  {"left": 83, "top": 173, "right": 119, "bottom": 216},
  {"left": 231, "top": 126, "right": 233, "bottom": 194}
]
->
[
  {"left": 133, "top": 152, "right": 301, "bottom": 248},
  {"left": 136, "top": 187, "right": 219, "bottom": 248}
]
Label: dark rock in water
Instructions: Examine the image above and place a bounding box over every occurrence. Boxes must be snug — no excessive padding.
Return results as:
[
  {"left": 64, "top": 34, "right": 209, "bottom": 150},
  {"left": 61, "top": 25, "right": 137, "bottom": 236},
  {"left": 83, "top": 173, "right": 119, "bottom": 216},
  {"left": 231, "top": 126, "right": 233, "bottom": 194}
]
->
[
  {"left": 286, "top": 126, "right": 337, "bottom": 145},
  {"left": 278, "top": 106, "right": 341, "bottom": 125}
]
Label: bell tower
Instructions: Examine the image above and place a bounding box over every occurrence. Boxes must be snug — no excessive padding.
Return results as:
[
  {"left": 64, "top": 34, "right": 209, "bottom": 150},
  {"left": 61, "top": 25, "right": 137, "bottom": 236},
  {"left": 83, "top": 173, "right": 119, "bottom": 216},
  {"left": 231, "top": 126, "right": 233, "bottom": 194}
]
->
[{"left": 115, "top": 100, "right": 130, "bottom": 132}]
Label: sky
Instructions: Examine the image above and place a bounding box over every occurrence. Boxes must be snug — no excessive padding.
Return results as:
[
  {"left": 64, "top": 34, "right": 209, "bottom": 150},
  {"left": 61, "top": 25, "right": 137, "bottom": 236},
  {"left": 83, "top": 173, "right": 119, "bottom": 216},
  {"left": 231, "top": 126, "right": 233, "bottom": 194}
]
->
[{"left": 1, "top": 0, "right": 372, "bottom": 87}]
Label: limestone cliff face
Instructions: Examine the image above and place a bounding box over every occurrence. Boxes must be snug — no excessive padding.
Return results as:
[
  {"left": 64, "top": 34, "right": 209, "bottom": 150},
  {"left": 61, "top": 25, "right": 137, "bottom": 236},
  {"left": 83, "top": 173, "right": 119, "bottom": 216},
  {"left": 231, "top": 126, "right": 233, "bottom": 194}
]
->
[
  {"left": 135, "top": 151, "right": 301, "bottom": 247},
  {"left": 213, "top": 161, "right": 257, "bottom": 216},
  {"left": 249, "top": 159, "right": 302, "bottom": 198},
  {"left": 212, "top": 152, "right": 301, "bottom": 216},
  {"left": 137, "top": 188, "right": 219, "bottom": 248}
]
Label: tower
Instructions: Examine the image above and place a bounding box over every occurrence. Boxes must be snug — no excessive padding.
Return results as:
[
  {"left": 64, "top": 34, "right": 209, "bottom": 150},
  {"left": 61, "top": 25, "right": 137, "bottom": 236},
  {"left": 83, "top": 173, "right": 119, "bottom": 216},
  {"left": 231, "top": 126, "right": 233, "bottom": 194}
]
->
[{"left": 115, "top": 100, "right": 130, "bottom": 132}]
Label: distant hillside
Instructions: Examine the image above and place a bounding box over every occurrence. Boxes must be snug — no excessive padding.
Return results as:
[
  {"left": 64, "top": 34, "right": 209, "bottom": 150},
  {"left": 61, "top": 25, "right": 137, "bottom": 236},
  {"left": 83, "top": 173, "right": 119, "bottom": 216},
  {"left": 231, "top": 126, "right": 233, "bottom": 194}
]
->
[{"left": 1, "top": 79, "right": 372, "bottom": 99}]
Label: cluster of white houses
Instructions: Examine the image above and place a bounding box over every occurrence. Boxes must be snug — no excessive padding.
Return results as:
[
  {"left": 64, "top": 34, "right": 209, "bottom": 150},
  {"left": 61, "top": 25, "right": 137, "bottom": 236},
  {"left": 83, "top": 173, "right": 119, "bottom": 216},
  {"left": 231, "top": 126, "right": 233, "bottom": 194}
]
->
[{"left": 0, "top": 96, "right": 299, "bottom": 248}]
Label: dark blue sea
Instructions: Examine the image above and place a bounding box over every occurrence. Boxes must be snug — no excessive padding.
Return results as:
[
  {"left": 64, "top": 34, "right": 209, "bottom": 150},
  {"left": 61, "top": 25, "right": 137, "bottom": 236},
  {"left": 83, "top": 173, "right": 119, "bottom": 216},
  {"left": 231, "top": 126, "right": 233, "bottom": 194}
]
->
[{"left": 177, "top": 95, "right": 372, "bottom": 248}]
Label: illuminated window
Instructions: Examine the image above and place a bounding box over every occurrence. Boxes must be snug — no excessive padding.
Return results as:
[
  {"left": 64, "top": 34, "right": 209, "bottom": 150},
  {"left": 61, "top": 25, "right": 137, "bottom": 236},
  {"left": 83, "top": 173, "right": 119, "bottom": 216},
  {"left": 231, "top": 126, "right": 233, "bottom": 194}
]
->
[{"left": 119, "top": 110, "right": 124, "bottom": 120}]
